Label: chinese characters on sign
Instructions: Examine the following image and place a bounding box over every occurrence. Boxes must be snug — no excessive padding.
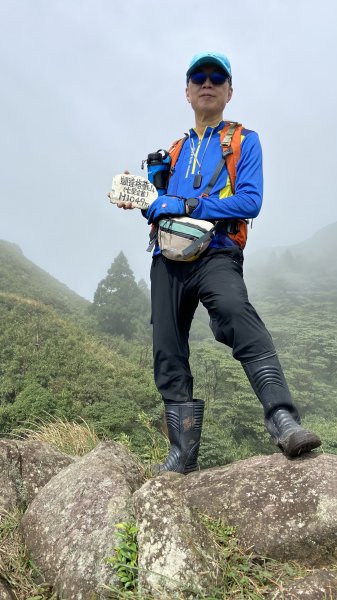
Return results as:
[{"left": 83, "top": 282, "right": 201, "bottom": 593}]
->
[{"left": 109, "top": 174, "right": 158, "bottom": 209}]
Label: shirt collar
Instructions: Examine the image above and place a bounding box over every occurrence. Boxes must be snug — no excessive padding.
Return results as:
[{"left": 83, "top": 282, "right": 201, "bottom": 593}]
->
[{"left": 188, "top": 120, "right": 225, "bottom": 138}]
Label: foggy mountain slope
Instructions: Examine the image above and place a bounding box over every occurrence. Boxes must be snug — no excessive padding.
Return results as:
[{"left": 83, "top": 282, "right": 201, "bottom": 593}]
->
[
  {"left": 244, "top": 221, "right": 337, "bottom": 303},
  {"left": 0, "top": 240, "right": 89, "bottom": 315},
  {"left": 2, "top": 219, "right": 336, "bottom": 341}
]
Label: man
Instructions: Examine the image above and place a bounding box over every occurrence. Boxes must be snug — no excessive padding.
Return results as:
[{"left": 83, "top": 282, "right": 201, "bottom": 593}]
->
[{"left": 118, "top": 52, "right": 321, "bottom": 473}]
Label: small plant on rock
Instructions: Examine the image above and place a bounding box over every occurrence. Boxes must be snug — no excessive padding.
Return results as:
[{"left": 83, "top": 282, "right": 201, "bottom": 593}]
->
[{"left": 106, "top": 522, "right": 139, "bottom": 591}]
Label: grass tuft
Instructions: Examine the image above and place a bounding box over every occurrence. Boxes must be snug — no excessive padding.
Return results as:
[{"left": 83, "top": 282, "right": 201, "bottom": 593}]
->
[
  {"left": 136, "top": 411, "right": 169, "bottom": 478},
  {"left": 198, "top": 514, "right": 306, "bottom": 599},
  {"left": 0, "top": 508, "right": 55, "bottom": 600},
  {"left": 12, "top": 415, "right": 100, "bottom": 456}
]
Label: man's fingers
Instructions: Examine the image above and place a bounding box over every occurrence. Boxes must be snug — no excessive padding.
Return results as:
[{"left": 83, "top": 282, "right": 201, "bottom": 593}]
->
[{"left": 117, "top": 201, "right": 134, "bottom": 209}]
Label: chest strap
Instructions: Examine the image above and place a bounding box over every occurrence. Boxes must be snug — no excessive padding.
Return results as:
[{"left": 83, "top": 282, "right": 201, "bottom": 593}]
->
[{"left": 202, "top": 122, "right": 239, "bottom": 196}]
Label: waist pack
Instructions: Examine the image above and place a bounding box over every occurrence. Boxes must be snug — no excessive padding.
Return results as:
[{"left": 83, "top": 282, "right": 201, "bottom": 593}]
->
[{"left": 157, "top": 217, "right": 216, "bottom": 261}]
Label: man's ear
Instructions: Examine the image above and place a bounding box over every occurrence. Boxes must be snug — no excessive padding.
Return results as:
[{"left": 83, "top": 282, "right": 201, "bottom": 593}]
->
[
  {"left": 227, "top": 86, "right": 233, "bottom": 103},
  {"left": 186, "top": 86, "right": 191, "bottom": 103}
]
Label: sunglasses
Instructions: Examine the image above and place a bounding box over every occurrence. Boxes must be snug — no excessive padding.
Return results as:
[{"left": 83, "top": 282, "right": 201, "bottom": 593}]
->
[{"left": 189, "top": 71, "right": 229, "bottom": 86}]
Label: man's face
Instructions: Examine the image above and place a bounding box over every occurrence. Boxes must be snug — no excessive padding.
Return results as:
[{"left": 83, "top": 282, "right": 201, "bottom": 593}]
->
[{"left": 185, "top": 65, "right": 233, "bottom": 118}]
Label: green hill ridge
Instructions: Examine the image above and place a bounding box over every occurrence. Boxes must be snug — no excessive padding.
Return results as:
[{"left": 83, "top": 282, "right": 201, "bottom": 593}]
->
[
  {"left": 0, "top": 240, "right": 89, "bottom": 315},
  {"left": 0, "top": 241, "right": 158, "bottom": 449}
]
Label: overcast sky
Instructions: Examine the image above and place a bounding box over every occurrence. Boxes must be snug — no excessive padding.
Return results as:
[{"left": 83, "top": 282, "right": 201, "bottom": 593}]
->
[{"left": 1, "top": 0, "right": 336, "bottom": 300}]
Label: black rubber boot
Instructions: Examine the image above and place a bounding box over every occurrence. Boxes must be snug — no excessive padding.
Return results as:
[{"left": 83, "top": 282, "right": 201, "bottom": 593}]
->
[
  {"left": 266, "top": 408, "right": 321, "bottom": 458},
  {"left": 153, "top": 399, "right": 204, "bottom": 474},
  {"left": 242, "top": 354, "right": 321, "bottom": 458}
]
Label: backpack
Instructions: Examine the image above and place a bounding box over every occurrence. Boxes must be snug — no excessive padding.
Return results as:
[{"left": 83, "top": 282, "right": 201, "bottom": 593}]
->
[{"left": 168, "top": 121, "right": 248, "bottom": 249}]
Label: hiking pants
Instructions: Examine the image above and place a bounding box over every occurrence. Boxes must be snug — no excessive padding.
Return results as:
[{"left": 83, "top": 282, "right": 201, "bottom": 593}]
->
[{"left": 150, "top": 247, "right": 276, "bottom": 403}]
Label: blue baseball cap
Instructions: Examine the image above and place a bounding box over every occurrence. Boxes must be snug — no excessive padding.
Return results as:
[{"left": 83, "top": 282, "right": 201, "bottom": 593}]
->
[{"left": 186, "top": 52, "right": 232, "bottom": 81}]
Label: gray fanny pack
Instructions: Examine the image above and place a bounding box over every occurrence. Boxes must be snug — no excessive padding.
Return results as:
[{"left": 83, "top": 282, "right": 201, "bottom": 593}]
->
[{"left": 157, "top": 216, "right": 216, "bottom": 261}]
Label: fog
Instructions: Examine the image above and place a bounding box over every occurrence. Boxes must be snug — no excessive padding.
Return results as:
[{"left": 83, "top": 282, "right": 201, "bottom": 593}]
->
[{"left": 1, "top": 0, "right": 336, "bottom": 300}]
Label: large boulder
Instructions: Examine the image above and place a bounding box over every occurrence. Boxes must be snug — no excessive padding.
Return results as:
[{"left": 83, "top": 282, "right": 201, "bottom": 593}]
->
[
  {"left": 21, "top": 441, "right": 144, "bottom": 600},
  {"left": 177, "top": 452, "right": 337, "bottom": 566},
  {"left": 133, "top": 472, "right": 223, "bottom": 598},
  {"left": 0, "top": 439, "right": 73, "bottom": 513}
]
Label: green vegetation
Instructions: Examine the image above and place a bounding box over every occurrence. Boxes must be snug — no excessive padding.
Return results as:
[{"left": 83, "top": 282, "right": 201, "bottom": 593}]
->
[
  {"left": 135, "top": 411, "right": 169, "bottom": 477},
  {"left": 191, "top": 304, "right": 337, "bottom": 467},
  {"left": 103, "top": 514, "right": 306, "bottom": 600},
  {"left": 1, "top": 231, "right": 337, "bottom": 467},
  {"left": 91, "top": 251, "right": 151, "bottom": 342},
  {"left": 0, "top": 289, "right": 159, "bottom": 453},
  {"left": 199, "top": 515, "right": 305, "bottom": 599},
  {"left": 106, "top": 522, "right": 139, "bottom": 591}
]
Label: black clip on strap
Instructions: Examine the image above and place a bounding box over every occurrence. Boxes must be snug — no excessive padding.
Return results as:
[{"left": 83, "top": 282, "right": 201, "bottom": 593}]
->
[{"left": 146, "top": 229, "right": 158, "bottom": 252}]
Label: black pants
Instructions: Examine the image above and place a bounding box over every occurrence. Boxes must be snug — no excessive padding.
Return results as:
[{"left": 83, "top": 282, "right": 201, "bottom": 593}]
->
[{"left": 150, "top": 247, "right": 276, "bottom": 402}]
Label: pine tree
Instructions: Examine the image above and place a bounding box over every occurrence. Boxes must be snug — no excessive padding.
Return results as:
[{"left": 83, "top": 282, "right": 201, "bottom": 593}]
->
[
  {"left": 137, "top": 278, "right": 150, "bottom": 299},
  {"left": 92, "top": 252, "right": 150, "bottom": 340}
]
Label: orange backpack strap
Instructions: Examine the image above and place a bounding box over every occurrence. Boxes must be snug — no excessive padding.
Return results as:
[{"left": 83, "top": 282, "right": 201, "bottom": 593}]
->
[
  {"left": 219, "top": 122, "right": 247, "bottom": 250},
  {"left": 219, "top": 121, "right": 242, "bottom": 192},
  {"left": 201, "top": 122, "right": 242, "bottom": 197},
  {"left": 168, "top": 135, "right": 188, "bottom": 173}
]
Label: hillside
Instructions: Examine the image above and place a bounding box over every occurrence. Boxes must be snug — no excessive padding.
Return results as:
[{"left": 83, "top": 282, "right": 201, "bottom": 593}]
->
[
  {"left": 0, "top": 241, "right": 158, "bottom": 450},
  {"left": 0, "top": 240, "right": 89, "bottom": 315},
  {"left": 244, "top": 221, "right": 337, "bottom": 305},
  {"left": 0, "top": 291, "right": 159, "bottom": 442}
]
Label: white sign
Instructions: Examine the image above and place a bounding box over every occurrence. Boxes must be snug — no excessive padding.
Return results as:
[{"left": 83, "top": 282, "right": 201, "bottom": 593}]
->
[{"left": 108, "top": 174, "right": 158, "bottom": 209}]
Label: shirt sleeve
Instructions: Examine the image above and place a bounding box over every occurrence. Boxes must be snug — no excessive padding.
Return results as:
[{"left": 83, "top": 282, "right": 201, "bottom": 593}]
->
[{"left": 190, "top": 131, "right": 263, "bottom": 220}]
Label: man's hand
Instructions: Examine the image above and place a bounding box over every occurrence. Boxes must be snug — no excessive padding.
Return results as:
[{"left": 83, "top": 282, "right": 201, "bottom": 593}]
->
[
  {"left": 146, "top": 196, "right": 185, "bottom": 224},
  {"left": 107, "top": 191, "right": 134, "bottom": 209}
]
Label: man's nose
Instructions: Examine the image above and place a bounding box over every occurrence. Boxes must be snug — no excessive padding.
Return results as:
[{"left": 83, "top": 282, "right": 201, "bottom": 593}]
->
[{"left": 202, "top": 76, "right": 213, "bottom": 86}]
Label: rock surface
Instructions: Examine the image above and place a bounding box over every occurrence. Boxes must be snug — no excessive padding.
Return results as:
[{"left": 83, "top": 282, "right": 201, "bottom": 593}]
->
[
  {"left": 133, "top": 472, "right": 223, "bottom": 598},
  {"left": 0, "top": 441, "right": 20, "bottom": 513},
  {"left": 267, "top": 569, "right": 337, "bottom": 598},
  {"left": 177, "top": 452, "right": 337, "bottom": 566},
  {"left": 16, "top": 439, "right": 74, "bottom": 505},
  {"left": 21, "top": 441, "right": 144, "bottom": 600},
  {"left": 0, "top": 579, "right": 15, "bottom": 600},
  {"left": 0, "top": 439, "right": 73, "bottom": 513}
]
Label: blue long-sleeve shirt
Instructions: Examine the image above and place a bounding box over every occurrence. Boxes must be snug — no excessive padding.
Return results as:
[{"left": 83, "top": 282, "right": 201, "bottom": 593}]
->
[{"left": 149, "top": 120, "right": 263, "bottom": 251}]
